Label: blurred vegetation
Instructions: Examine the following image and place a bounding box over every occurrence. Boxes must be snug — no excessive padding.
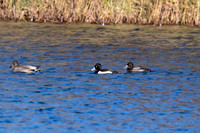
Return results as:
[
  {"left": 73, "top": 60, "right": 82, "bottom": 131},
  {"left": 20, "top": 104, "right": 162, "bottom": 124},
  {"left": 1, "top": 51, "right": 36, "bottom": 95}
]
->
[{"left": 0, "top": 0, "right": 199, "bottom": 25}]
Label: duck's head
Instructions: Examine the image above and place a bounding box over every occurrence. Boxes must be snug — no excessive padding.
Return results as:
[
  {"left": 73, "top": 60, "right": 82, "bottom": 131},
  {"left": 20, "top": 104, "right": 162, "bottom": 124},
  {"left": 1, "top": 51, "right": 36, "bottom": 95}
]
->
[
  {"left": 91, "top": 63, "right": 102, "bottom": 72},
  {"left": 9, "top": 60, "right": 19, "bottom": 68},
  {"left": 124, "top": 62, "right": 134, "bottom": 70}
]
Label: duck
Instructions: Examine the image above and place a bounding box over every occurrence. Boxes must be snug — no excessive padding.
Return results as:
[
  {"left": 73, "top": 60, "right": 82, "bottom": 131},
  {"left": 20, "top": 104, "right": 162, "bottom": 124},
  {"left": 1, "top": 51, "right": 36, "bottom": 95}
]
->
[
  {"left": 9, "top": 60, "right": 41, "bottom": 73},
  {"left": 91, "top": 63, "right": 118, "bottom": 74},
  {"left": 124, "top": 62, "right": 151, "bottom": 72}
]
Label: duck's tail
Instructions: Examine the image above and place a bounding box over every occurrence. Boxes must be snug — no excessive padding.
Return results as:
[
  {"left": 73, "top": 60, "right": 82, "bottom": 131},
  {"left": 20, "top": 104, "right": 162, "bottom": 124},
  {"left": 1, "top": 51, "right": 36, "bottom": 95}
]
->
[
  {"left": 36, "top": 66, "right": 41, "bottom": 72},
  {"left": 112, "top": 71, "right": 118, "bottom": 74}
]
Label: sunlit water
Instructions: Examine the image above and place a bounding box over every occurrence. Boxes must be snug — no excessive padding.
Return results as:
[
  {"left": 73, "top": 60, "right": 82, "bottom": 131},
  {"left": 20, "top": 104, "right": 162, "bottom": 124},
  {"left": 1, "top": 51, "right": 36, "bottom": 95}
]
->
[{"left": 0, "top": 21, "right": 199, "bottom": 132}]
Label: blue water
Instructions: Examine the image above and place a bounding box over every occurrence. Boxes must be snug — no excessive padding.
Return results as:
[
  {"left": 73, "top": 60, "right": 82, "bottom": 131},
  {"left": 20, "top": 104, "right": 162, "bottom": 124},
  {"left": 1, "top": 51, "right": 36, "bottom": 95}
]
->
[{"left": 0, "top": 22, "right": 199, "bottom": 132}]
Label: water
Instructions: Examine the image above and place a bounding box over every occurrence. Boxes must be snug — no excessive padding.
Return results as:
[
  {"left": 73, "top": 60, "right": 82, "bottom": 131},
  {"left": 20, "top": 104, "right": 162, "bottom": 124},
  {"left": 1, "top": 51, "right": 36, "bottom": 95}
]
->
[{"left": 0, "top": 21, "right": 199, "bottom": 132}]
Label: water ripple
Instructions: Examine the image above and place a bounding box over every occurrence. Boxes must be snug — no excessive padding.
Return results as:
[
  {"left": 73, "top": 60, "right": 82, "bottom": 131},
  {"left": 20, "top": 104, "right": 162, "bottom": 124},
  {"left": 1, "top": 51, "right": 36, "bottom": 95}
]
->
[{"left": 0, "top": 22, "right": 199, "bottom": 132}]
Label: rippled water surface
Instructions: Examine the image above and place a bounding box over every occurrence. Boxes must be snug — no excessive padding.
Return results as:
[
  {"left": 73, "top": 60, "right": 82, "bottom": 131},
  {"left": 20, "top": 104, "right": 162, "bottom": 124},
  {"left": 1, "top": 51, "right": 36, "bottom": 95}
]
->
[{"left": 0, "top": 21, "right": 199, "bottom": 132}]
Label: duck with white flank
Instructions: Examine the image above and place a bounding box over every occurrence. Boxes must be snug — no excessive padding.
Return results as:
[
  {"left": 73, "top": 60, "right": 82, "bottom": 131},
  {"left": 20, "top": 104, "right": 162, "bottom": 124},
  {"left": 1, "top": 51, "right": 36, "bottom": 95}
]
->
[{"left": 91, "top": 63, "right": 118, "bottom": 74}]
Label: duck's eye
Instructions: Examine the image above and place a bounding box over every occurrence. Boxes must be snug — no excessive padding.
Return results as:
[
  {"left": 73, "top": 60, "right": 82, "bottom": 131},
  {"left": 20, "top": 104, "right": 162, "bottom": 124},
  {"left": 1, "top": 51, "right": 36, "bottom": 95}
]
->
[{"left": 95, "top": 65, "right": 98, "bottom": 68}]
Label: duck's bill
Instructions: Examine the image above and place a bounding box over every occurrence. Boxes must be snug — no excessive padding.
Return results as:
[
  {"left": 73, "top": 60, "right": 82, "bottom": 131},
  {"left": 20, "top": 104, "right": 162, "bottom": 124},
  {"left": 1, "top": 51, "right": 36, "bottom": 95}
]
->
[
  {"left": 124, "top": 65, "right": 128, "bottom": 69},
  {"left": 91, "top": 67, "right": 96, "bottom": 71},
  {"left": 9, "top": 66, "right": 12, "bottom": 68}
]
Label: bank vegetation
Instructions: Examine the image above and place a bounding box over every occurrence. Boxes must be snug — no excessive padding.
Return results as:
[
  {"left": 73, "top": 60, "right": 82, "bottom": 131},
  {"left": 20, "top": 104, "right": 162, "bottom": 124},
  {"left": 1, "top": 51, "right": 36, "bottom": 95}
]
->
[{"left": 0, "top": 0, "right": 199, "bottom": 25}]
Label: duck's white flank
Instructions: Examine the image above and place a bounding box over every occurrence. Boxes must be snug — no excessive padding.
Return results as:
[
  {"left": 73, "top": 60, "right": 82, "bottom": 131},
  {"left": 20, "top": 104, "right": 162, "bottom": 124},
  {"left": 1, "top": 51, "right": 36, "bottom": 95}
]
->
[{"left": 98, "top": 71, "right": 113, "bottom": 74}]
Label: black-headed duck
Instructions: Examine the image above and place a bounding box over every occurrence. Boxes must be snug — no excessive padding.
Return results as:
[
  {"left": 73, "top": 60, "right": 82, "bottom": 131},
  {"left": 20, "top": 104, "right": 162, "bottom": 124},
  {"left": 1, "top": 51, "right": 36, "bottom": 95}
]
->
[{"left": 91, "top": 63, "right": 118, "bottom": 74}]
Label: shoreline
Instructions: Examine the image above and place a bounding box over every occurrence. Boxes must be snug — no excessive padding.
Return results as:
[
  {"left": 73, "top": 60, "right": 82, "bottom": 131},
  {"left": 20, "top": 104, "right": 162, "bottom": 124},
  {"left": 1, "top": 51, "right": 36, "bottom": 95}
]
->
[{"left": 0, "top": 0, "right": 199, "bottom": 26}]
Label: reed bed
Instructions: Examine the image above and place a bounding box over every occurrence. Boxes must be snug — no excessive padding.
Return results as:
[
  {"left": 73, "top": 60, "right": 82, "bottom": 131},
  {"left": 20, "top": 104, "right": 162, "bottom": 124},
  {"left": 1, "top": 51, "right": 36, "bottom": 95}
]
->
[{"left": 0, "top": 0, "right": 199, "bottom": 25}]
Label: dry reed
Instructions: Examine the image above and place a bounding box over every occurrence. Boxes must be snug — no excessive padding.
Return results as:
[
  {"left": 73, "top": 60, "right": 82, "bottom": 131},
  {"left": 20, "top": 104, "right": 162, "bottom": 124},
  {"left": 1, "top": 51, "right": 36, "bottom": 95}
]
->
[{"left": 0, "top": 0, "right": 199, "bottom": 25}]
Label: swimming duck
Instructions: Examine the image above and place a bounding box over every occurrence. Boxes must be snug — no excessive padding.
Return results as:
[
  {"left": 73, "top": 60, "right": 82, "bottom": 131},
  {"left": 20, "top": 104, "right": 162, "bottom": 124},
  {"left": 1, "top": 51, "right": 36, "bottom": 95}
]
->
[
  {"left": 10, "top": 60, "right": 41, "bottom": 73},
  {"left": 91, "top": 63, "right": 118, "bottom": 74},
  {"left": 124, "top": 62, "right": 151, "bottom": 72}
]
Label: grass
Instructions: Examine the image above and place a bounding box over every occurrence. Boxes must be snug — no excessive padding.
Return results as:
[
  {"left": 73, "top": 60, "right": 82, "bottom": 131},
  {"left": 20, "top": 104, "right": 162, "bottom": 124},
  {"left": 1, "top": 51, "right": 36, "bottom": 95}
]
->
[{"left": 0, "top": 0, "right": 199, "bottom": 25}]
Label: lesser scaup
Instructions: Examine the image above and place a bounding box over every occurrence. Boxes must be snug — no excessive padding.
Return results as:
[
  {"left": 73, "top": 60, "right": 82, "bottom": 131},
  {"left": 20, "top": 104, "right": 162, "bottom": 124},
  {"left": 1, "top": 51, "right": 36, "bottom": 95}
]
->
[
  {"left": 124, "top": 62, "right": 151, "bottom": 72},
  {"left": 91, "top": 63, "right": 118, "bottom": 74}
]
